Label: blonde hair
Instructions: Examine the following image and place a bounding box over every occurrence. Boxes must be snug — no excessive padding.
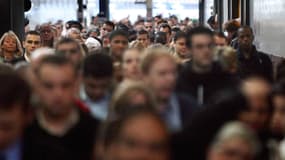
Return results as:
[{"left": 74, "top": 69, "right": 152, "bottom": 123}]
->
[
  {"left": 108, "top": 81, "right": 157, "bottom": 120},
  {"left": 214, "top": 46, "right": 237, "bottom": 73},
  {"left": 0, "top": 30, "right": 23, "bottom": 57},
  {"left": 140, "top": 46, "right": 176, "bottom": 74}
]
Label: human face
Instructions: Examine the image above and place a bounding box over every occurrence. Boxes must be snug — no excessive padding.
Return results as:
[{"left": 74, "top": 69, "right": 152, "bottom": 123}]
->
[
  {"left": 69, "top": 30, "right": 81, "bottom": 41},
  {"left": 270, "top": 95, "right": 285, "bottom": 136},
  {"left": 240, "top": 79, "right": 271, "bottom": 131},
  {"left": 159, "top": 27, "right": 171, "bottom": 43},
  {"left": 190, "top": 34, "right": 214, "bottom": 68},
  {"left": 83, "top": 77, "right": 111, "bottom": 101},
  {"left": 100, "top": 24, "right": 113, "bottom": 37},
  {"left": 56, "top": 43, "right": 82, "bottom": 65},
  {"left": 110, "top": 114, "right": 169, "bottom": 160},
  {"left": 214, "top": 35, "right": 227, "bottom": 47},
  {"left": 144, "top": 22, "right": 153, "bottom": 32},
  {"left": 0, "top": 105, "right": 28, "bottom": 150},
  {"left": 137, "top": 34, "right": 150, "bottom": 48},
  {"left": 143, "top": 56, "right": 177, "bottom": 101},
  {"left": 174, "top": 38, "right": 188, "bottom": 57},
  {"left": 36, "top": 64, "right": 77, "bottom": 117},
  {"left": 23, "top": 34, "right": 41, "bottom": 54},
  {"left": 2, "top": 36, "right": 17, "bottom": 53},
  {"left": 208, "top": 137, "right": 254, "bottom": 160},
  {"left": 238, "top": 28, "right": 254, "bottom": 51},
  {"left": 122, "top": 49, "right": 141, "bottom": 80},
  {"left": 110, "top": 35, "right": 128, "bottom": 59},
  {"left": 40, "top": 25, "right": 53, "bottom": 41}
]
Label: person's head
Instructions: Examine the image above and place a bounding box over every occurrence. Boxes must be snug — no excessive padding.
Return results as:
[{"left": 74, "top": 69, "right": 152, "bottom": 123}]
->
[
  {"left": 109, "top": 81, "right": 156, "bottom": 119},
  {"left": 276, "top": 60, "right": 285, "bottom": 81},
  {"left": 137, "top": 30, "right": 150, "bottom": 48},
  {"left": 144, "top": 20, "right": 153, "bottom": 32},
  {"left": 122, "top": 48, "right": 142, "bottom": 81},
  {"left": 23, "top": 31, "right": 41, "bottom": 55},
  {"left": 66, "top": 28, "right": 82, "bottom": 42},
  {"left": 154, "top": 32, "right": 167, "bottom": 45},
  {"left": 214, "top": 46, "right": 237, "bottom": 74},
  {"left": 240, "top": 76, "right": 272, "bottom": 131},
  {"left": 39, "top": 23, "right": 54, "bottom": 45},
  {"left": 34, "top": 55, "right": 78, "bottom": 117},
  {"left": 109, "top": 30, "right": 129, "bottom": 60},
  {"left": 270, "top": 80, "right": 285, "bottom": 139},
  {"left": 65, "top": 20, "right": 83, "bottom": 31},
  {"left": 207, "top": 121, "right": 260, "bottom": 160},
  {"left": 159, "top": 23, "right": 172, "bottom": 44},
  {"left": 237, "top": 26, "right": 254, "bottom": 51},
  {"left": 103, "top": 107, "right": 170, "bottom": 160},
  {"left": 55, "top": 37, "right": 84, "bottom": 66},
  {"left": 141, "top": 47, "right": 177, "bottom": 102},
  {"left": 214, "top": 32, "right": 228, "bottom": 47},
  {"left": 173, "top": 31, "right": 188, "bottom": 58},
  {"left": 82, "top": 52, "right": 113, "bottom": 101},
  {"left": 0, "top": 71, "right": 31, "bottom": 150},
  {"left": 100, "top": 21, "right": 115, "bottom": 38},
  {"left": 186, "top": 26, "right": 214, "bottom": 72},
  {"left": 102, "top": 33, "right": 111, "bottom": 48},
  {"left": 207, "top": 15, "right": 218, "bottom": 30},
  {"left": 0, "top": 31, "right": 23, "bottom": 56},
  {"left": 224, "top": 20, "right": 240, "bottom": 41}
]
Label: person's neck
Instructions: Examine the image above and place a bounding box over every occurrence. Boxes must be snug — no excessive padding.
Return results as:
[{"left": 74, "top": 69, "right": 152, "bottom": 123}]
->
[
  {"left": 41, "top": 107, "right": 74, "bottom": 126},
  {"left": 241, "top": 46, "right": 253, "bottom": 59},
  {"left": 3, "top": 51, "right": 14, "bottom": 61},
  {"left": 192, "top": 61, "right": 212, "bottom": 74}
]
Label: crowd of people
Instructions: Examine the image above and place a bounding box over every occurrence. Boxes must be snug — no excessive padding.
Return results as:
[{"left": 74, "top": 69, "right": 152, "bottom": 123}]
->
[{"left": 0, "top": 13, "right": 285, "bottom": 160}]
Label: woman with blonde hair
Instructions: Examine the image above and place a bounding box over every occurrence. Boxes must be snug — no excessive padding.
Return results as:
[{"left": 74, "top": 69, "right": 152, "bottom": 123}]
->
[
  {"left": 0, "top": 31, "right": 23, "bottom": 63},
  {"left": 214, "top": 46, "right": 238, "bottom": 74}
]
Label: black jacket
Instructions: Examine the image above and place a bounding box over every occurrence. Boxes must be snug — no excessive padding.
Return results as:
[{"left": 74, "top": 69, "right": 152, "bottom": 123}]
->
[
  {"left": 176, "top": 61, "right": 239, "bottom": 105},
  {"left": 237, "top": 46, "right": 273, "bottom": 81}
]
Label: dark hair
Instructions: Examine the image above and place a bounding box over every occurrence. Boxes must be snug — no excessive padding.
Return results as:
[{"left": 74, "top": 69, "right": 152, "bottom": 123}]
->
[
  {"left": 238, "top": 26, "right": 254, "bottom": 35},
  {"left": 109, "top": 30, "right": 128, "bottom": 41},
  {"left": 35, "top": 55, "right": 76, "bottom": 77},
  {"left": 104, "top": 21, "right": 115, "bottom": 30},
  {"left": 276, "top": 60, "right": 285, "bottom": 81},
  {"left": 154, "top": 31, "right": 167, "bottom": 45},
  {"left": 137, "top": 29, "right": 149, "bottom": 38},
  {"left": 186, "top": 26, "right": 214, "bottom": 48},
  {"left": 172, "top": 27, "right": 181, "bottom": 33},
  {"left": 82, "top": 52, "right": 113, "bottom": 78},
  {"left": 0, "top": 71, "right": 31, "bottom": 112},
  {"left": 174, "top": 31, "right": 187, "bottom": 42},
  {"left": 102, "top": 106, "right": 166, "bottom": 148},
  {"left": 272, "top": 80, "right": 285, "bottom": 97},
  {"left": 55, "top": 37, "right": 81, "bottom": 51},
  {"left": 24, "top": 30, "right": 40, "bottom": 40},
  {"left": 159, "top": 23, "right": 172, "bottom": 35}
]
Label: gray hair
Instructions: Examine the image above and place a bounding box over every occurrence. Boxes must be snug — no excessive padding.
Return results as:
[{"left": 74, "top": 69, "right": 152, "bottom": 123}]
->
[{"left": 210, "top": 121, "right": 260, "bottom": 155}]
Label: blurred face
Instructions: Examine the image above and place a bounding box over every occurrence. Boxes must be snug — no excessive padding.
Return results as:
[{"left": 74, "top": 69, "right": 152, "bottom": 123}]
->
[
  {"left": 83, "top": 77, "right": 111, "bottom": 101},
  {"left": 144, "top": 22, "right": 153, "bottom": 32},
  {"left": 109, "top": 114, "right": 169, "bottom": 160},
  {"left": 240, "top": 79, "right": 271, "bottom": 131},
  {"left": 137, "top": 34, "right": 150, "bottom": 48},
  {"left": 23, "top": 34, "right": 41, "bottom": 54},
  {"left": 110, "top": 35, "right": 128, "bottom": 59},
  {"left": 68, "top": 30, "right": 81, "bottom": 40},
  {"left": 143, "top": 56, "right": 177, "bottom": 101},
  {"left": 159, "top": 27, "right": 171, "bottom": 43},
  {"left": 214, "top": 35, "right": 227, "bottom": 47},
  {"left": 56, "top": 42, "right": 82, "bottom": 65},
  {"left": 2, "top": 36, "right": 17, "bottom": 52},
  {"left": 40, "top": 25, "right": 53, "bottom": 41},
  {"left": 208, "top": 137, "right": 255, "bottom": 160},
  {"left": 0, "top": 106, "right": 27, "bottom": 150},
  {"left": 36, "top": 64, "right": 77, "bottom": 117},
  {"left": 174, "top": 37, "right": 188, "bottom": 57},
  {"left": 122, "top": 49, "right": 141, "bottom": 80},
  {"left": 238, "top": 28, "right": 254, "bottom": 51},
  {"left": 190, "top": 34, "right": 214, "bottom": 69},
  {"left": 270, "top": 95, "right": 285, "bottom": 137},
  {"left": 100, "top": 24, "right": 113, "bottom": 37}
]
